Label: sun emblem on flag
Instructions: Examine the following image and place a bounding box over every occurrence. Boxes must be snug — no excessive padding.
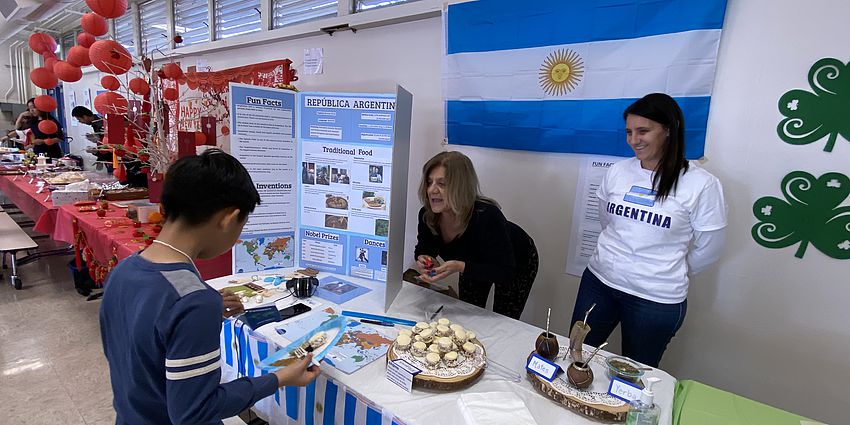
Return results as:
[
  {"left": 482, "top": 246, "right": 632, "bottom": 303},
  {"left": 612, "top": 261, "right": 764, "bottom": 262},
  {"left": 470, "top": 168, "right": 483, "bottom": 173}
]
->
[{"left": 539, "top": 49, "right": 584, "bottom": 96}]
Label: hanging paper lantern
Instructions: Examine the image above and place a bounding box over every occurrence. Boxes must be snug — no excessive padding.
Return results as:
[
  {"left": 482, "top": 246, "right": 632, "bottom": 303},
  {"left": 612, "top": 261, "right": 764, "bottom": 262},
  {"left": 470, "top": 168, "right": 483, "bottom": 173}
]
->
[
  {"left": 28, "top": 33, "right": 57, "bottom": 55},
  {"left": 67, "top": 45, "right": 92, "bottom": 67},
  {"left": 45, "top": 138, "right": 57, "bottom": 146},
  {"left": 128, "top": 77, "right": 150, "bottom": 95},
  {"left": 221, "top": 126, "right": 230, "bottom": 136},
  {"left": 77, "top": 32, "right": 97, "bottom": 48},
  {"left": 89, "top": 39, "right": 132, "bottom": 75},
  {"left": 162, "top": 87, "right": 178, "bottom": 101},
  {"left": 43, "top": 56, "right": 59, "bottom": 73},
  {"left": 85, "top": 0, "right": 128, "bottom": 19},
  {"left": 38, "top": 120, "right": 58, "bottom": 135},
  {"left": 101, "top": 75, "right": 120, "bottom": 91},
  {"left": 194, "top": 132, "right": 206, "bottom": 145},
  {"left": 81, "top": 13, "right": 108, "bottom": 36},
  {"left": 34, "top": 95, "right": 57, "bottom": 112},
  {"left": 54, "top": 61, "right": 83, "bottom": 82},
  {"left": 162, "top": 63, "right": 183, "bottom": 80},
  {"left": 94, "top": 91, "right": 128, "bottom": 115},
  {"left": 30, "top": 67, "right": 58, "bottom": 89}
]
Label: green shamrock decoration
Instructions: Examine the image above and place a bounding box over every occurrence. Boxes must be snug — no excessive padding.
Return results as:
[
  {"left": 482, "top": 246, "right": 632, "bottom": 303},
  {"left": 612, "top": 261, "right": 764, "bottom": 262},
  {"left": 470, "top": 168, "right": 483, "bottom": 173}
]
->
[
  {"left": 752, "top": 171, "right": 850, "bottom": 259},
  {"left": 777, "top": 58, "right": 850, "bottom": 152}
]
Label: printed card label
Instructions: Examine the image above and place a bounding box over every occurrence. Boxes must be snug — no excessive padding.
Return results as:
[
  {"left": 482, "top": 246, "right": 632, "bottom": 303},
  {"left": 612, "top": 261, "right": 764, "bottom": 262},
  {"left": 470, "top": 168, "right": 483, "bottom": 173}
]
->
[{"left": 526, "top": 353, "right": 561, "bottom": 382}]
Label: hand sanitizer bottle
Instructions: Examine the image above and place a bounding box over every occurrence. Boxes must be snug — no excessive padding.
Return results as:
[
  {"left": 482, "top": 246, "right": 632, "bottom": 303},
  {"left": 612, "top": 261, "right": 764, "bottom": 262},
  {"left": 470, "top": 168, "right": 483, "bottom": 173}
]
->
[{"left": 625, "top": 377, "right": 661, "bottom": 425}]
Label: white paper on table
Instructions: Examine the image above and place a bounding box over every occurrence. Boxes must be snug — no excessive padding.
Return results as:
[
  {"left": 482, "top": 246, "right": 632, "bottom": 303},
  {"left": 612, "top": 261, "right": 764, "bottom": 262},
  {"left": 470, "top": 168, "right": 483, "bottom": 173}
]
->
[
  {"left": 564, "top": 155, "right": 618, "bottom": 276},
  {"left": 457, "top": 392, "right": 537, "bottom": 425},
  {"left": 304, "top": 48, "right": 324, "bottom": 75}
]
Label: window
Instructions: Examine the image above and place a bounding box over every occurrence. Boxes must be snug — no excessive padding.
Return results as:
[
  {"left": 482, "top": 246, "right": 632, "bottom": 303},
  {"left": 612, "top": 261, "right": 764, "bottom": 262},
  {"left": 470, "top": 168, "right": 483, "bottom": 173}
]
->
[
  {"left": 215, "top": 0, "right": 261, "bottom": 40},
  {"left": 355, "top": 0, "right": 416, "bottom": 12},
  {"left": 272, "top": 0, "right": 338, "bottom": 29},
  {"left": 60, "top": 32, "right": 75, "bottom": 60},
  {"left": 174, "top": 0, "right": 210, "bottom": 47},
  {"left": 115, "top": 10, "right": 136, "bottom": 56},
  {"left": 140, "top": 0, "right": 169, "bottom": 54}
]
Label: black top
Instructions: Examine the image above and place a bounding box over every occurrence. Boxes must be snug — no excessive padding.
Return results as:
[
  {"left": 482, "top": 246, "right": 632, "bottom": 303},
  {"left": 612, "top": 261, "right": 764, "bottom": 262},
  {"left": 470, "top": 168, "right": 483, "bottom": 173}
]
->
[
  {"left": 29, "top": 116, "right": 64, "bottom": 158},
  {"left": 414, "top": 200, "right": 533, "bottom": 285},
  {"left": 89, "top": 115, "right": 113, "bottom": 164}
]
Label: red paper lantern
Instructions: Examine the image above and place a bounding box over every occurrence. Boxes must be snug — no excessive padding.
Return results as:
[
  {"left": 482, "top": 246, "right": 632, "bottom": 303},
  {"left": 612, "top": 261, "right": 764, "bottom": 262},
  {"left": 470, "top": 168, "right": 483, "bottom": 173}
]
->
[
  {"left": 221, "top": 126, "right": 230, "bottom": 136},
  {"left": 30, "top": 67, "right": 58, "bottom": 89},
  {"left": 34, "top": 95, "right": 57, "bottom": 112},
  {"left": 162, "top": 63, "right": 183, "bottom": 80},
  {"left": 43, "top": 56, "right": 59, "bottom": 73},
  {"left": 77, "top": 32, "right": 97, "bottom": 48},
  {"left": 54, "top": 61, "right": 83, "bottom": 82},
  {"left": 38, "top": 120, "right": 58, "bottom": 135},
  {"left": 81, "top": 13, "right": 108, "bottom": 36},
  {"left": 85, "top": 0, "right": 128, "bottom": 19},
  {"left": 45, "top": 138, "right": 57, "bottom": 146},
  {"left": 89, "top": 39, "right": 132, "bottom": 75},
  {"left": 194, "top": 132, "right": 206, "bottom": 145},
  {"left": 163, "top": 87, "right": 178, "bottom": 101},
  {"left": 67, "top": 45, "right": 92, "bottom": 67},
  {"left": 94, "top": 91, "right": 128, "bottom": 115},
  {"left": 128, "top": 77, "right": 150, "bottom": 95},
  {"left": 28, "top": 33, "right": 56, "bottom": 55},
  {"left": 101, "top": 75, "right": 120, "bottom": 91}
]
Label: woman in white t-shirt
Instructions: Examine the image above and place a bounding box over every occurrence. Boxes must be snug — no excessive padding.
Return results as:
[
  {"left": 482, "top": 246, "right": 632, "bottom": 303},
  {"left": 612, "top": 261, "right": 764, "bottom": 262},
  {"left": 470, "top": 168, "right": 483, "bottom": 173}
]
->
[{"left": 571, "top": 93, "right": 728, "bottom": 367}]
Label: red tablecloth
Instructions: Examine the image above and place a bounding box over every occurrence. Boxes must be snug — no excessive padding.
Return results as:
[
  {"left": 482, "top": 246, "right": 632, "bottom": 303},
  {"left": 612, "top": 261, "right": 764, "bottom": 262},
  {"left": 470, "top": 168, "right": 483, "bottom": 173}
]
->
[
  {"left": 52, "top": 203, "right": 231, "bottom": 281},
  {"left": 0, "top": 174, "right": 58, "bottom": 234}
]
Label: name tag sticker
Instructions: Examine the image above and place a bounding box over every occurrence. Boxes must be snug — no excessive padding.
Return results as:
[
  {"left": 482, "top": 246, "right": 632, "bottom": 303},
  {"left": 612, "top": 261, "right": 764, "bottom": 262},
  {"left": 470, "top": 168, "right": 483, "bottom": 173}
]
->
[
  {"left": 623, "top": 185, "right": 656, "bottom": 207},
  {"left": 608, "top": 376, "right": 644, "bottom": 403},
  {"left": 526, "top": 353, "right": 561, "bottom": 382}
]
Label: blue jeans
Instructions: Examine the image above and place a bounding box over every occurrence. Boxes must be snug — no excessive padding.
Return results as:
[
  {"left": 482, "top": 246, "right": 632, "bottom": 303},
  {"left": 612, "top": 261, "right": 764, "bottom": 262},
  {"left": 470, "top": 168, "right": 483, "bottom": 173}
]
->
[{"left": 570, "top": 268, "right": 687, "bottom": 367}]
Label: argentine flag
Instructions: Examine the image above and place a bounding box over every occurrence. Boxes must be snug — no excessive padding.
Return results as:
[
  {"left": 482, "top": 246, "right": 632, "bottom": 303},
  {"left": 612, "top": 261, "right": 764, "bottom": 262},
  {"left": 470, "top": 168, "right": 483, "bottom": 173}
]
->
[{"left": 444, "top": 0, "right": 728, "bottom": 159}]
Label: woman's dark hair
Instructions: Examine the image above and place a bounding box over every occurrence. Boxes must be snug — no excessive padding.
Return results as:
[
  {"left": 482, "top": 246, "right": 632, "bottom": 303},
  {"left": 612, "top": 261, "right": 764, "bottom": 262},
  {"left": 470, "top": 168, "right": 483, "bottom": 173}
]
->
[
  {"left": 623, "top": 93, "right": 688, "bottom": 201},
  {"left": 161, "top": 149, "right": 261, "bottom": 226},
  {"left": 27, "top": 97, "right": 48, "bottom": 119}
]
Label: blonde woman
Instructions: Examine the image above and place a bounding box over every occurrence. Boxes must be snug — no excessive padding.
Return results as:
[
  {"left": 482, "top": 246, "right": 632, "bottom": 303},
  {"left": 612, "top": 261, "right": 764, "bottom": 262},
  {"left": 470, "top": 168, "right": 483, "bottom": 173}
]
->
[{"left": 414, "top": 151, "right": 538, "bottom": 319}]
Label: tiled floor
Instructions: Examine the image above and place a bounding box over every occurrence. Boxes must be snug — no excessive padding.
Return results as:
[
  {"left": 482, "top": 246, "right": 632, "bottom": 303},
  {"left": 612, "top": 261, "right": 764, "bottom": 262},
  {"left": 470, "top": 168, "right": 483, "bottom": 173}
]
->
[
  {"left": 0, "top": 244, "right": 115, "bottom": 425},
  {"left": 0, "top": 238, "right": 252, "bottom": 425}
]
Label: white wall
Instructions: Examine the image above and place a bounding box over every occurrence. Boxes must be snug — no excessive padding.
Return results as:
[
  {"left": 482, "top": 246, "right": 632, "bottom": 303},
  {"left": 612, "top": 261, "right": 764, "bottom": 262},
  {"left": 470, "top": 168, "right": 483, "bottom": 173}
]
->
[
  {"left": 59, "top": 0, "right": 849, "bottom": 422},
  {"left": 60, "top": 68, "right": 102, "bottom": 168}
]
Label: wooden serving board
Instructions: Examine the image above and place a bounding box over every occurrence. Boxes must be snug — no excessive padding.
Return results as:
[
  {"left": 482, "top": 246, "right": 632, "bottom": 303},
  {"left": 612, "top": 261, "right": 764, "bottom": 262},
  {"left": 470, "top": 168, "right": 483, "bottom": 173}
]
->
[
  {"left": 526, "top": 351, "right": 631, "bottom": 422},
  {"left": 387, "top": 339, "right": 486, "bottom": 391}
]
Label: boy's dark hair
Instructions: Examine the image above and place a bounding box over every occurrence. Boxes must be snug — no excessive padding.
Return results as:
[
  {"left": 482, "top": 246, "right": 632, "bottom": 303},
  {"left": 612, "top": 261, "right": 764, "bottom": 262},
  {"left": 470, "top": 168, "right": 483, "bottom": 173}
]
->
[
  {"left": 72, "top": 106, "right": 95, "bottom": 118},
  {"left": 161, "top": 149, "right": 261, "bottom": 226},
  {"left": 623, "top": 93, "right": 689, "bottom": 202}
]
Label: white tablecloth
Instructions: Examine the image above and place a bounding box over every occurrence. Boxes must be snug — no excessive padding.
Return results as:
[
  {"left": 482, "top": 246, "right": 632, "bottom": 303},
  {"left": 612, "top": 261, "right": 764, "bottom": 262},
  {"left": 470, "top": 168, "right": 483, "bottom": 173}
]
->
[{"left": 209, "top": 271, "right": 675, "bottom": 425}]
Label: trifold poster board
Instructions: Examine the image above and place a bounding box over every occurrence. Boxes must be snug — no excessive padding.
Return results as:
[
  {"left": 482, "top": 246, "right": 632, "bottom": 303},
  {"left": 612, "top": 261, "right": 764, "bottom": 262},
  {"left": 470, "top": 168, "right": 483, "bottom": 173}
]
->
[{"left": 229, "top": 83, "right": 412, "bottom": 311}]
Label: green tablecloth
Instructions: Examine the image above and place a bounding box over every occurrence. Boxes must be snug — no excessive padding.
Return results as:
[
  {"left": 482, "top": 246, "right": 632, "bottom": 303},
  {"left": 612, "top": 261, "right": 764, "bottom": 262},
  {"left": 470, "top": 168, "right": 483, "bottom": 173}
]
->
[{"left": 672, "top": 380, "right": 818, "bottom": 425}]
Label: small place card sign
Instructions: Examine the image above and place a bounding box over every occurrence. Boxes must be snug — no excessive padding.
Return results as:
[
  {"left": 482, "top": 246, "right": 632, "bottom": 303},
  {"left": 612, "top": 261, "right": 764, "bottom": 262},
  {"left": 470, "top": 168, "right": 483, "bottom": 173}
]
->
[
  {"left": 608, "top": 377, "right": 643, "bottom": 403},
  {"left": 526, "top": 353, "right": 561, "bottom": 382},
  {"left": 387, "top": 359, "right": 420, "bottom": 393}
]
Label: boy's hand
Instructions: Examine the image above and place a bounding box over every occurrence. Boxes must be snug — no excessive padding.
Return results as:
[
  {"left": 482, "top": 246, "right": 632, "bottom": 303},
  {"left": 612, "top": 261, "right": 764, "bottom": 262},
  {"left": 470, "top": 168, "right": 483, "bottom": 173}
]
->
[
  {"left": 219, "top": 289, "right": 244, "bottom": 318},
  {"left": 273, "top": 353, "right": 321, "bottom": 387}
]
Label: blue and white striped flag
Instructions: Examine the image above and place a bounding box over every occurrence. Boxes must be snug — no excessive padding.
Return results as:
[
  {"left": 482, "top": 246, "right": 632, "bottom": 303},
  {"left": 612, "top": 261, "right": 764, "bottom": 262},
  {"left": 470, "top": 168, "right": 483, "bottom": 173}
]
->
[
  {"left": 220, "top": 319, "right": 408, "bottom": 425},
  {"left": 444, "top": 0, "right": 728, "bottom": 158}
]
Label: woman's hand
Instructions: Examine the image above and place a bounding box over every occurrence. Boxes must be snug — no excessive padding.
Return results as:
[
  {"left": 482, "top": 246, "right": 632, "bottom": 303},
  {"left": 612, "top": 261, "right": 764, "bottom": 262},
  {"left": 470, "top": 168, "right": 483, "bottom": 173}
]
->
[
  {"left": 32, "top": 138, "right": 45, "bottom": 145},
  {"left": 415, "top": 255, "right": 439, "bottom": 274},
  {"left": 419, "top": 260, "right": 464, "bottom": 283}
]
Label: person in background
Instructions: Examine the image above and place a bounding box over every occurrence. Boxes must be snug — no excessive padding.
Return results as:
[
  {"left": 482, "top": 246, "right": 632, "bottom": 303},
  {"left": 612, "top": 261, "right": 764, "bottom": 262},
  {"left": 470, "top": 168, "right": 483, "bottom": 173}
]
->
[
  {"left": 14, "top": 107, "right": 33, "bottom": 131},
  {"left": 414, "top": 151, "right": 539, "bottom": 320},
  {"left": 26, "top": 98, "right": 64, "bottom": 158},
  {"left": 100, "top": 150, "right": 320, "bottom": 425},
  {"left": 72, "top": 106, "right": 113, "bottom": 172},
  {"left": 570, "top": 93, "right": 728, "bottom": 367}
]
